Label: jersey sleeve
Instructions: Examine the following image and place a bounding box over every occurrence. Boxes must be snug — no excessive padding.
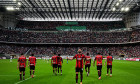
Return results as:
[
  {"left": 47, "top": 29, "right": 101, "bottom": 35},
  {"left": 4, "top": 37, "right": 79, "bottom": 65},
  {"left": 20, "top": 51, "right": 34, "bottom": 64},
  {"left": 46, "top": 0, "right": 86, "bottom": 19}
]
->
[
  {"left": 73, "top": 54, "right": 77, "bottom": 59},
  {"left": 95, "top": 56, "right": 96, "bottom": 60},
  {"left": 82, "top": 54, "right": 86, "bottom": 58},
  {"left": 29, "top": 57, "right": 30, "bottom": 61},
  {"left": 102, "top": 56, "right": 103, "bottom": 60}
]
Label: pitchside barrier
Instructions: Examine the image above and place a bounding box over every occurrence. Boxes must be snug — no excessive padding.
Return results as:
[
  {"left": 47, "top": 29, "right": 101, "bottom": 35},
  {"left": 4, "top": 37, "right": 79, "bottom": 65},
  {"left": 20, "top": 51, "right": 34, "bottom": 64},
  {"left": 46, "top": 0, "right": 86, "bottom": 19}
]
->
[{"left": 126, "top": 58, "right": 140, "bottom": 61}]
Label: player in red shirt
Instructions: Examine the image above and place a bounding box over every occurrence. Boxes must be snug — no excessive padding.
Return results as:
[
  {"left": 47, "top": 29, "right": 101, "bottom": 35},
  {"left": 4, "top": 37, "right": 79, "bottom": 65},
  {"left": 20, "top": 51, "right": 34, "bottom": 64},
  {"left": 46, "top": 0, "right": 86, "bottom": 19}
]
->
[
  {"left": 84, "top": 53, "right": 91, "bottom": 76},
  {"left": 93, "top": 53, "right": 103, "bottom": 80},
  {"left": 104, "top": 53, "right": 113, "bottom": 77},
  {"left": 17, "top": 53, "right": 26, "bottom": 80},
  {"left": 28, "top": 54, "right": 36, "bottom": 78},
  {"left": 57, "top": 54, "right": 63, "bottom": 75},
  {"left": 51, "top": 53, "right": 58, "bottom": 75},
  {"left": 69, "top": 49, "right": 87, "bottom": 84}
]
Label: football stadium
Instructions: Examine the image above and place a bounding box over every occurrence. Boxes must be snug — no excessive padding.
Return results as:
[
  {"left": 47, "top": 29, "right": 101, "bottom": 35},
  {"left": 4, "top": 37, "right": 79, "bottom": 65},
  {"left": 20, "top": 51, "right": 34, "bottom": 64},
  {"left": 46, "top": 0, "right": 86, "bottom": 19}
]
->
[{"left": 0, "top": 0, "right": 140, "bottom": 84}]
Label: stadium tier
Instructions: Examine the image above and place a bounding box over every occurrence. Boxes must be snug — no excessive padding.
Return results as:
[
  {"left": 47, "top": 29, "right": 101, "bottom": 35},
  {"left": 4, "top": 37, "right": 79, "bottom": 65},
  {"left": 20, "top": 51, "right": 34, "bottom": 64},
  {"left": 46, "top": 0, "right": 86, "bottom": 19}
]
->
[
  {"left": 15, "top": 21, "right": 125, "bottom": 31},
  {"left": 0, "top": 29, "right": 140, "bottom": 43}
]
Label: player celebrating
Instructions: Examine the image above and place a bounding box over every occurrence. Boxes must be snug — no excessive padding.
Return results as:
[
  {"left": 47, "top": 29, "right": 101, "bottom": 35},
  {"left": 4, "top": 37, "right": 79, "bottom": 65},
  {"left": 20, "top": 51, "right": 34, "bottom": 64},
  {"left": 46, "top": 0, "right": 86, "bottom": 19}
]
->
[
  {"left": 17, "top": 53, "right": 26, "bottom": 80},
  {"left": 69, "top": 49, "right": 87, "bottom": 84},
  {"left": 93, "top": 53, "right": 103, "bottom": 80},
  {"left": 57, "top": 54, "right": 63, "bottom": 75},
  {"left": 104, "top": 53, "right": 113, "bottom": 77},
  {"left": 28, "top": 54, "right": 36, "bottom": 78},
  {"left": 84, "top": 53, "right": 91, "bottom": 76},
  {"left": 51, "top": 53, "right": 58, "bottom": 75}
]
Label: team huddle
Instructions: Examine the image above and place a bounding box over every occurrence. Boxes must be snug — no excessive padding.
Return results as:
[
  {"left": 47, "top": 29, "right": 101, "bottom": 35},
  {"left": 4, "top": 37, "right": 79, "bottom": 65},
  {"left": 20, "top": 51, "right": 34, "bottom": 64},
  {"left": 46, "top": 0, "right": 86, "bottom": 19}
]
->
[{"left": 17, "top": 49, "right": 113, "bottom": 84}]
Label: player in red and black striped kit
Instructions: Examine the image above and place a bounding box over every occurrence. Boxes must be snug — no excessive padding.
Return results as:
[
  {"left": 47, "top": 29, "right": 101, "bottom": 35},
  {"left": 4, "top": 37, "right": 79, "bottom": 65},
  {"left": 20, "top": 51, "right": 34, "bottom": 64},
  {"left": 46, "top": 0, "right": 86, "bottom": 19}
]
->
[
  {"left": 57, "top": 54, "right": 63, "bottom": 75},
  {"left": 28, "top": 54, "right": 36, "bottom": 78},
  {"left": 93, "top": 53, "right": 103, "bottom": 80},
  {"left": 17, "top": 53, "right": 26, "bottom": 80},
  {"left": 69, "top": 49, "right": 89, "bottom": 84},
  {"left": 84, "top": 53, "right": 91, "bottom": 76},
  {"left": 104, "top": 53, "right": 113, "bottom": 77},
  {"left": 51, "top": 53, "right": 58, "bottom": 75}
]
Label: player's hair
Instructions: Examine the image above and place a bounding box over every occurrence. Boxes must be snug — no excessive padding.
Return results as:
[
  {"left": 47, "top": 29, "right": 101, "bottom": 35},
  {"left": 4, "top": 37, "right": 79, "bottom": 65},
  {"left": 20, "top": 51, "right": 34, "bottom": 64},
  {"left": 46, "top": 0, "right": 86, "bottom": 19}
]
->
[
  {"left": 97, "top": 53, "right": 101, "bottom": 55},
  {"left": 31, "top": 54, "right": 34, "bottom": 56},
  {"left": 53, "top": 52, "right": 56, "bottom": 55},
  {"left": 21, "top": 53, "right": 24, "bottom": 55},
  {"left": 109, "top": 53, "right": 111, "bottom": 55},
  {"left": 87, "top": 53, "right": 89, "bottom": 56},
  {"left": 78, "top": 49, "right": 82, "bottom": 53},
  {"left": 58, "top": 54, "right": 61, "bottom": 56}
]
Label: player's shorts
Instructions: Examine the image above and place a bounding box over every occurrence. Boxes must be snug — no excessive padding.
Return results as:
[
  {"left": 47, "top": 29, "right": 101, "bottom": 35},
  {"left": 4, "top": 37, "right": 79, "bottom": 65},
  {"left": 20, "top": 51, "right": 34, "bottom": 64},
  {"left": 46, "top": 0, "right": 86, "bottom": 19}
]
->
[
  {"left": 58, "top": 65, "right": 62, "bottom": 68},
  {"left": 53, "top": 64, "right": 58, "bottom": 68},
  {"left": 76, "top": 67, "right": 83, "bottom": 73},
  {"left": 85, "top": 65, "right": 90, "bottom": 69},
  {"left": 97, "top": 65, "right": 102, "bottom": 70},
  {"left": 19, "top": 67, "right": 25, "bottom": 72},
  {"left": 30, "top": 66, "right": 35, "bottom": 70},
  {"left": 107, "top": 65, "right": 112, "bottom": 69}
]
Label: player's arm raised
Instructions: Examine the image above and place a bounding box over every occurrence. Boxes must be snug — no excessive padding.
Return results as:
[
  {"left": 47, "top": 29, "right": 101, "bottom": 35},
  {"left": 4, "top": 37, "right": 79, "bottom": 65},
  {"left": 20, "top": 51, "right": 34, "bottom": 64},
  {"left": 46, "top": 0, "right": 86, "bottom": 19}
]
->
[{"left": 68, "top": 55, "right": 76, "bottom": 60}]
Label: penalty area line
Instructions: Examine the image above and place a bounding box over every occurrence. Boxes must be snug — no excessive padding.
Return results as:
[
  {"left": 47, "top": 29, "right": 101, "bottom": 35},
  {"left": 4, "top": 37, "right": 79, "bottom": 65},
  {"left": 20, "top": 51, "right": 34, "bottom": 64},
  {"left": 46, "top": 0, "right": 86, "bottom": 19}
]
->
[{"left": 14, "top": 75, "right": 36, "bottom": 84}]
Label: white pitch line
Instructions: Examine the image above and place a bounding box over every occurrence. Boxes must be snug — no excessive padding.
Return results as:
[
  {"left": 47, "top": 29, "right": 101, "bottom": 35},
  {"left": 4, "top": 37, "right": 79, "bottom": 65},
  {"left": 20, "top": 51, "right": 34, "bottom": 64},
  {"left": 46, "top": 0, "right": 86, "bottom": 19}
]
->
[{"left": 14, "top": 75, "right": 36, "bottom": 84}]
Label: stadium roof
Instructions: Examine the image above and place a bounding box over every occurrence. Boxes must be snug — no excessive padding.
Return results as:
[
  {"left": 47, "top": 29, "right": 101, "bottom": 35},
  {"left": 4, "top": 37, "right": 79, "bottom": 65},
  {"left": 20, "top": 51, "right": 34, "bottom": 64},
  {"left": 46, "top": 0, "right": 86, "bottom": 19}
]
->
[{"left": 0, "top": 0, "right": 140, "bottom": 21}]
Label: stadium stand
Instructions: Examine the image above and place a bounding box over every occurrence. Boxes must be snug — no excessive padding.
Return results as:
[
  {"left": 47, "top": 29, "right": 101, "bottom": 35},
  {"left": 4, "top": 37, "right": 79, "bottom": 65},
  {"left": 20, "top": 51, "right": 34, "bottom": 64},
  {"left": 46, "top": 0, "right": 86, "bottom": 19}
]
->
[
  {"left": 0, "top": 43, "right": 139, "bottom": 57},
  {"left": 15, "top": 21, "right": 125, "bottom": 31},
  {"left": 0, "top": 29, "right": 140, "bottom": 43}
]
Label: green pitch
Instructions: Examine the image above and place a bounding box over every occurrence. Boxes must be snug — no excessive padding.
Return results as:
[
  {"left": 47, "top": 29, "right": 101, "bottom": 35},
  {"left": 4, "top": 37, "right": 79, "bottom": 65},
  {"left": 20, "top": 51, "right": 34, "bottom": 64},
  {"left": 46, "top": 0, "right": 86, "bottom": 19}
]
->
[{"left": 0, "top": 59, "right": 140, "bottom": 84}]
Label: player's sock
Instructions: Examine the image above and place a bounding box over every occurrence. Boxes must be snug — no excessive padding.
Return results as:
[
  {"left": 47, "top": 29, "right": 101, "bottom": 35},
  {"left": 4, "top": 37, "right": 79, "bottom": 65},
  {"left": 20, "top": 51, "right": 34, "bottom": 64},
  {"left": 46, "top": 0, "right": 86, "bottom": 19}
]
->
[
  {"left": 107, "top": 68, "right": 109, "bottom": 74},
  {"left": 88, "top": 68, "right": 90, "bottom": 74},
  {"left": 80, "top": 73, "right": 83, "bottom": 82},
  {"left": 33, "top": 70, "right": 35, "bottom": 77},
  {"left": 100, "top": 70, "right": 102, "bottom": 77},
  {"left": 98, "top": 71, "right": 100, "bottom": 77},
  {"left": 110, "top": 69, "right": 112, "bottom": 76},
  {"left": 53, "top": 69, "right": 54, "bottom": 73},
  {"left": 76, "top": 74, "right": 78, "bottom": 83},
  {"left": 20, "top": 73, "right": 22, "bottom": 80},
  {"left": 30, "top": 71, "right": 31, "bottom": 76},
  {"left": 85, "top": 69, "right": 87, "bottom": 72},
  {"left": 58, "top": 68, "right": 59, "bottom": 73},
  {"left": 23, "top": 72, "right": 25, "bottom": 80},
  {"left": 61, "top": 70, "right": 62, "bottom": 75}
]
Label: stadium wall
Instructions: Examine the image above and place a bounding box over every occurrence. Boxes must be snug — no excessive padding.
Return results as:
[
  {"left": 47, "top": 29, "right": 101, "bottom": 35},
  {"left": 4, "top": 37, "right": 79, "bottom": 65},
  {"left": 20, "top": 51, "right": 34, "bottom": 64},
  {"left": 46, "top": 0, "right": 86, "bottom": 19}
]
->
[{"left": 124, "top": 11, "right": 140, "bottom": 28}]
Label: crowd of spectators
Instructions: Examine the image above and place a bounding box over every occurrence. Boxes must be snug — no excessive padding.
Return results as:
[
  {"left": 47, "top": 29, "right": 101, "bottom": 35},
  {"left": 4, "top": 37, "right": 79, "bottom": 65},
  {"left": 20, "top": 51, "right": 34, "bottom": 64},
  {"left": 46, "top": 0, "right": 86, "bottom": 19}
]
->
[
  {"left": 0, "top": 29, "right": 140, "bottom": 43},
  {"left": 16, "top": 21, "right": 125, "bottom": 31},
  {"left": 0, "top": 44, "right": 139, "bottom": 57},
  {"left": 16, "top": 21, "right": 65, "bottom": 31}
]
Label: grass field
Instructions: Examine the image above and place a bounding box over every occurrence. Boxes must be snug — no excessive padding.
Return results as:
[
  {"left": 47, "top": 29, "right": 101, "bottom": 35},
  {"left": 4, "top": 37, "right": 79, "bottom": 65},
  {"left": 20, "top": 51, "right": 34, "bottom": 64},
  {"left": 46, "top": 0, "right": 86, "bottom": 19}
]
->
[{"left": 0, "top": 59, "right": 140, "bottom": 84}]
